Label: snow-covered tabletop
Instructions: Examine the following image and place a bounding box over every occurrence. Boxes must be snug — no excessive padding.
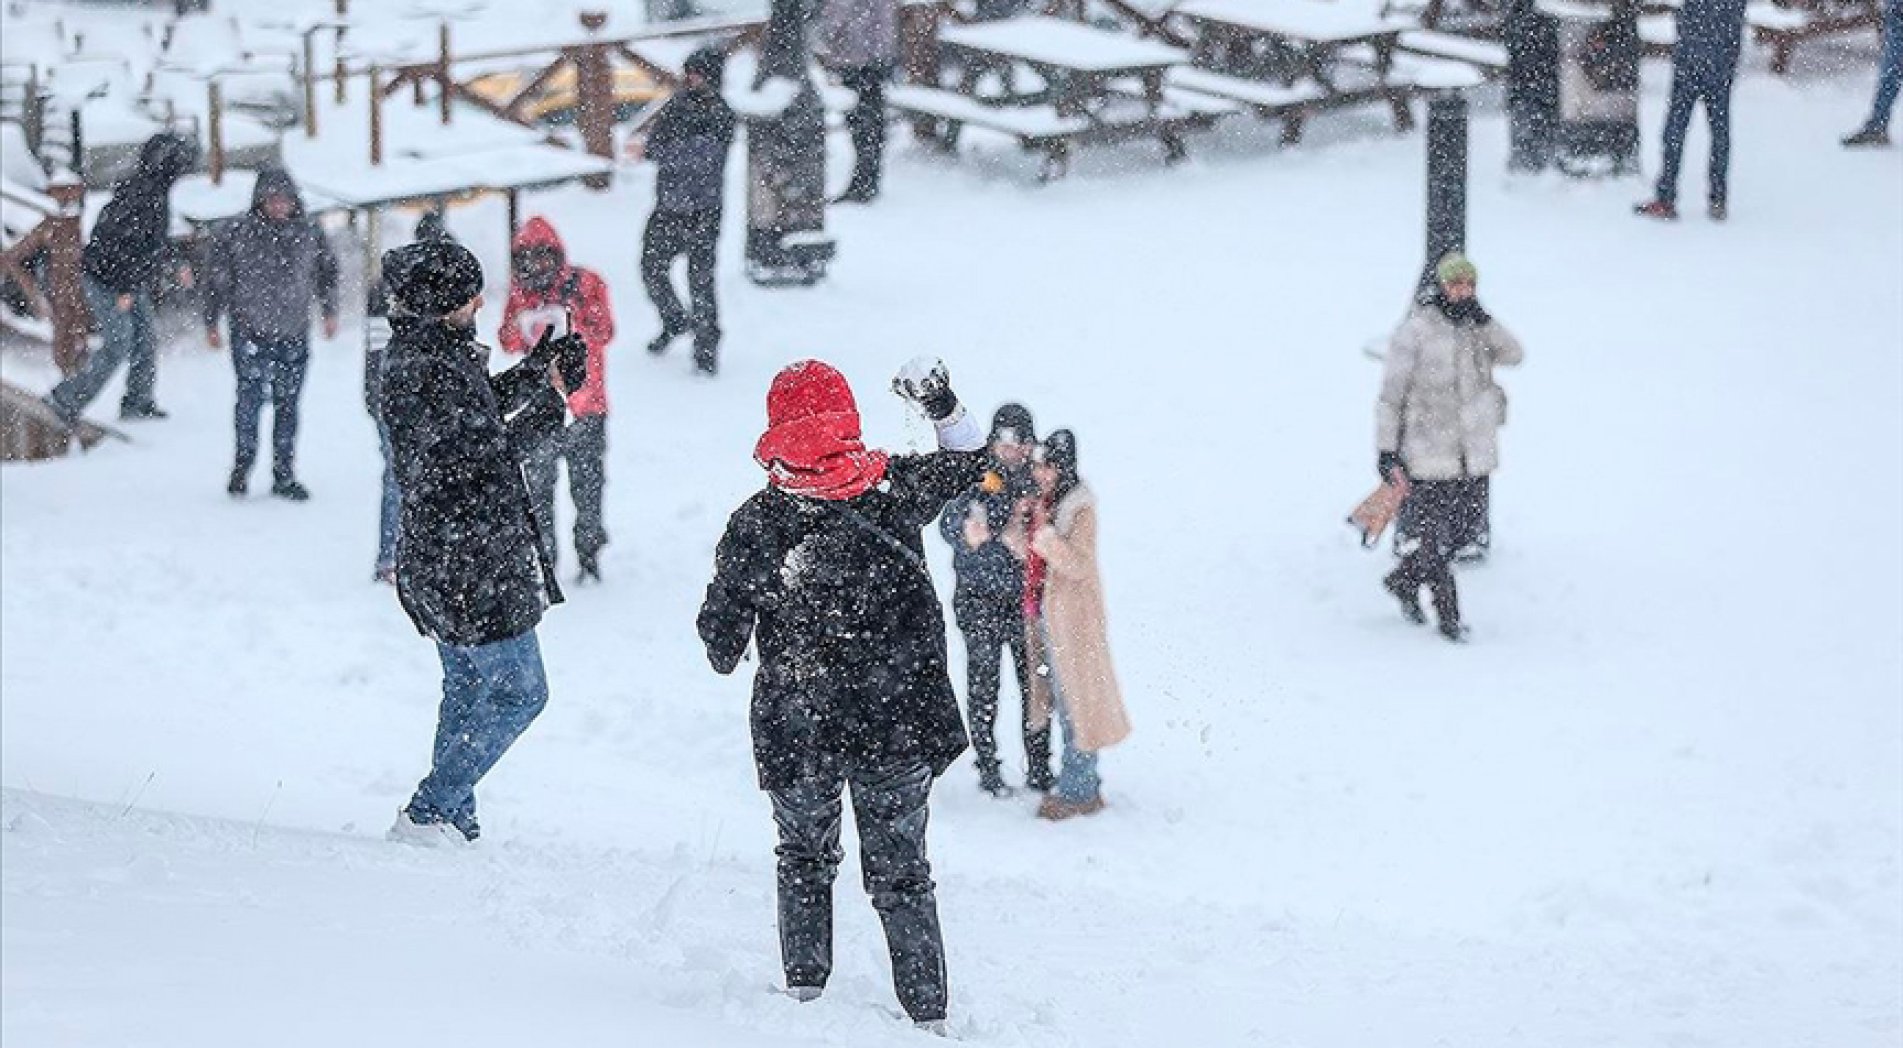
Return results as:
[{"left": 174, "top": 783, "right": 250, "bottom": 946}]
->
[
  {"left": 287, "top": 143, "right": 612, "bottom": 209},
  {"left": 1175, "top": 0, "right": 1413, "bottom": 43},
  {"left": 939, "top": 16, "right": 1188, "bottom": 73}
]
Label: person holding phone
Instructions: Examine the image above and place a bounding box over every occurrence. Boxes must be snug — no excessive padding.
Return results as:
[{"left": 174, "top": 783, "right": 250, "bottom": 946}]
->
[{"left": 499, "top": 216, "right": 618, "bottom": 582}]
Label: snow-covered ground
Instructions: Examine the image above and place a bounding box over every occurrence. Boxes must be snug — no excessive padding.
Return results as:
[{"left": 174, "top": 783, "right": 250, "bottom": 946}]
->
[{"left": 4, "top": 20, "right": 1901, "bottom": 1047}]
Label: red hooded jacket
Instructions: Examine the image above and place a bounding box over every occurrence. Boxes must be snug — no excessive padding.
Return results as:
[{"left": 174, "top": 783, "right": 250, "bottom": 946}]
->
[{"left": 498, "top": 216, "right": 616, "bottom": 417}]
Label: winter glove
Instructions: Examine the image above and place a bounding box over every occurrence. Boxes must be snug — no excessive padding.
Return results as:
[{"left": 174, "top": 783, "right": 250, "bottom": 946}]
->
[
  {"left": 551, "top": 333, "right": 589, "bottom": 391},
  {"left": 892, "top": 356, "right": 959, "bottom": 421},
  {"left": 1378, "top": 451, "right": 1406, "bottom": 483}
]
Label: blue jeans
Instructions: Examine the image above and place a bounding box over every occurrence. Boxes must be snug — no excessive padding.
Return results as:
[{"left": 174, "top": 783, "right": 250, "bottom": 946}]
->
[
  {"left": 1655, "top": 73, "right": 1734, "bottom": 205},
  {"left": 1866, "top": 0, "right": 1903, "bottom": 131},
  {"left": 1041, "top": 619, "right": 1102, "bottom": 804},
  {"left": 407, "top": 630, "right": 549, "bottom": 825},
  {"left": 47, "top": 276, "right": 156, "bottom": 419},
  {"left": 231, "top": 335, "right": 310, "bottom": 480},
  {"left": 376, "top": 422, "right": 401, "bottom": 573}
]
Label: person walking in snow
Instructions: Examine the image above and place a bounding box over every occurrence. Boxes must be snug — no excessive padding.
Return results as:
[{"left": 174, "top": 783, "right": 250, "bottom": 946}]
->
[
  {"left": 1843, "top": 0, "right": 1902, "bottom": 148},
  {"left": 1020, "top": 430, "right": 1130, "bottom": 821},
  {"left": 379, "top": 239, "right": 587, "bottom": 845},
  {"left": 43, "top": 132, "right": 197, "bottom": 424},
  {"left": 1635, "top": 0, "right": 1749, "bottom": 221},
  {"left": 202, "top": 167, "right": 339, "bottom": 501},
  {"left": 498, "top": 216, "right": 618, "bottom": 582},
  {"left": 697, "top": 358, "right": 988, "bottom": 1034},
  {"left": 638, "top": 46, "right": 735, "bottom": 375},
  {"left": 817, "top": 0, "right": 899, "bottom": 203},
  {"left": 1375, "top": 253, "right": 1524, "bottom": 643},
  {"left": 365, "top": 211, "right": 456, "bottom": 583},
  {"left": 937, "top": 403, "right": 1053, "bottom": 797}
]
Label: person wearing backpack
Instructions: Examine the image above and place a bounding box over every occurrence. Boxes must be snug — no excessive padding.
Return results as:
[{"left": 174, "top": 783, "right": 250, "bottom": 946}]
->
[
  {"left": 698, "top": 357, "right": 986, "bottom": 1034},
  {"left": 499, "top": 216, "right": 618, "bottom": 582}
]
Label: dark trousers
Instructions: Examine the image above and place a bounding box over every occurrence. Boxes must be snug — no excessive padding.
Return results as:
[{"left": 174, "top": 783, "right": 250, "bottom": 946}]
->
[
  {"left": 958, "top": 601, "right": 1051, "bottom": 782},
  {"left": 1387, "top": 478, "right": 1489, "bottom": 627},
  {"left": 770, "top": 756, "right": 948, "bottom": 1024},
  {"left": 232, "top": 335, "right": 311, "bottom": 480},
  {"left": 1655, "top": 73, "right": 1734, "bottom": 206},
  {"left": 839, "top": 65, "right": 892, "bottom": 198},
  {"left": 641, "top": 207, "right": 721, "bottom": 359},
  {"left": 48, "top": 277, "right": 157, "bottom": 419},
  {"left": 525, "top": 414, "right": 608, "bottom": 569}
]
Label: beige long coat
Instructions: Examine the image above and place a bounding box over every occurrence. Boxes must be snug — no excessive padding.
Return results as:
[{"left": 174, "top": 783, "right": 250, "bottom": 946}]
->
[
  {"left": 1376, "top": 305, "right": 1525, "bottom": 481},
  {"left": 1026, "top": 484, "right": 1132, "bottom": 753}
]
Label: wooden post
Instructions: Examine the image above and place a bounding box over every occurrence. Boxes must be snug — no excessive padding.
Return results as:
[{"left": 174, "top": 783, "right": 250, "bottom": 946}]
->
[
  {"left": 369, "top": 66, "right": 384, "bottom": 166},
  {"left": 900, "top": 3, "right": 944, "bottom": 86},
  {"left": 303, "top": 30, "right": 319, "bottom": 138},
  {"left": 574, "top": 12, "right": 616, "bottom": 189},
  {"left": 506, "top": 188, "right": 521, "bottom": 240},
  {"left": 438, "top": 21, "right": 454, "bottom": 125},
  {"left": 335, "top": 0, "right": 349, "bottom": 15},
  {"left": 207, "top": 79, "right": 225, "bottom": 185},
  {"left": 335, "top": 53, "right": 349, "bottom": 104},
  {"left": 45, "top": 179, "right": 88, "bottom": 377}
]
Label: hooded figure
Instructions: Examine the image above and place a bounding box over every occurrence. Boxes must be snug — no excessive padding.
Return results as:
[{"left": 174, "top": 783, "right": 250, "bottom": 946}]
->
[
  {"left": 640, "top": 46, "right": 736, "bottom": 372},
  {"left": 45, "top": 132, "right": 198, "bottom": 422},
  {"left": 498, "top": 215, "right": 618, "bottom": 581},
  {"left": 698, "top": 358, "right": 987, "bottom": 1032},
  {"left": 202, "top": 167, "right": 340, "bottom": 500}
]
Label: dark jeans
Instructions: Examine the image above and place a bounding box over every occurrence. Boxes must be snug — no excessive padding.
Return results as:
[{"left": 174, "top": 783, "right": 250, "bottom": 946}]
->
[
  {"left": 1866, "top": 0, "right": 1903, "bottom": 131},
  {"left": 407, "top": 630, "right": 549, "bottom": 826},
  {"left": 1655, "top": 73, "right": 1734, "bottom": 206},
  {"left": 957, "top": 599, "right": 1051, "bottom": 782},
  {"left": 641, "top": 208, "right": 720, "bottom": 356},
  {"left": 525, "top": 414, "right": 608, "bottom": 568},
  {"left": 231, "top": 335, "right": 310, "bottom": 480},
  {"left": 839, "top": 65, "right": 892, "bottom": 197},
  {"left": 1387, "top": 477, "right": 1489, "bottom": 627},
  {"left": 47, "top": 276, "right": 157, "bottom": 419},
  {"left": 770, "top": 755, "right": 948, "bottom": 1024}
]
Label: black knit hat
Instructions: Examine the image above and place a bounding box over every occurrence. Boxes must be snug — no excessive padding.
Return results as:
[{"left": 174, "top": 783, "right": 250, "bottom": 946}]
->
[
  {"left": 383, "top": 240, "right": 484, "bottom": 318},
  {"left": 990, "top": 403, "right": 1035, "bottom": 446},
  {"left": 1034, "top": 429, "right": 1081, "bottom": 502},
  {"left": 684, "top": 46, "right": 726, "bottom": 88}
]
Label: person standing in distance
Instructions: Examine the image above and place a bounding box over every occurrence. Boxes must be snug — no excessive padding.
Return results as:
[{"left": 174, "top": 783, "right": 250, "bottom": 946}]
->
[{"left": 638, "top": 46, "right": 736, "bottom": 375}]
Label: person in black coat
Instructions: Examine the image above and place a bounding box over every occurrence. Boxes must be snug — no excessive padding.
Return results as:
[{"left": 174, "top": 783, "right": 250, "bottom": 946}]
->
[
  {"left": 1504, "top": 0, "right": 1560, "bottom": 172},
  {"left": 937, "top": 403, "right": 1053, "bottom": 796},
  {"left": 639, "top": 46, "right": 736, "bottom": 374},
  {"left": 698, "top": 357, "right": 988, "bottom": 1033},
  {"left": 44, "top": 132, "right": 196, "bottom": 422},
  {"left": 1636, "top": 0, "right": 1749, "bottom": 221},
  {"left": 378, "top": 239, "right": 586, "bottom": 845}
]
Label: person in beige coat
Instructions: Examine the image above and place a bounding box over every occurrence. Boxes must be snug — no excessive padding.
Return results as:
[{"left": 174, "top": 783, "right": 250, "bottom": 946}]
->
[
  {"left": 1021, "top": 430, "right": 1131, "bottom": 820},
  {"left": 1376, "top": 253, "right": 1524, "bottom": 642}
]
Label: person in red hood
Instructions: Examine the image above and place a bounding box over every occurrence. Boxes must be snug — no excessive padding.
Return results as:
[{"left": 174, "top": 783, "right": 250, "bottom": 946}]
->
[
  {"left": 498, "top": 216, "right": 617, "bottom": 582},
  {"left": 698, "top": 358, "right": 986, "bottom": 1034}
]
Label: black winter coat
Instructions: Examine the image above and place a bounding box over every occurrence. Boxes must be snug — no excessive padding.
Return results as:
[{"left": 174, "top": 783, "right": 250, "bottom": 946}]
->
[
  {"left": 380, "top": 315, "right": 565, "bottom": 647},
  {"left": 646, "top": 86, "right": 736, "bottom": 215},
  {"left": 699, "top": 450, "right": 987, "bottom": 790},
  {"left": 937, "top": 462, "right": 1033, "bottom": 630},
  {"left": 1673, "top": 0, "right": 1748, "bottom": 81},
  {"left": 83, "top": 180, "right": 176, "bottom": 293}
]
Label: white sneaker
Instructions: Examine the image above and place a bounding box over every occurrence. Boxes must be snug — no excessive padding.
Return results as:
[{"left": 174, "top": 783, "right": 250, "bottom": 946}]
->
[{"left": 386, "top": 809, "right": 468, "bottom": 847}]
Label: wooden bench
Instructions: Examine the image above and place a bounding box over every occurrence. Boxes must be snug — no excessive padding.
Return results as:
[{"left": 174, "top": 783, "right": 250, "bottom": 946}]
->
[
  {"left": 1396, "top": 29, "right": 1510, "bottom": 76},
  {"left": 1166, "top": 65, "right": 1415, "bottom": 142},
  {"left": 1746, "top": 0, "right": 1877, "bottom": 74}
]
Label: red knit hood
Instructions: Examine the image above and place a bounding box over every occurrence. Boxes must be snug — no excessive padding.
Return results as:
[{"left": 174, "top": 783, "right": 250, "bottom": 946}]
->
[{"left": 753, "top": 361, "right": 889, "bottom": 501}]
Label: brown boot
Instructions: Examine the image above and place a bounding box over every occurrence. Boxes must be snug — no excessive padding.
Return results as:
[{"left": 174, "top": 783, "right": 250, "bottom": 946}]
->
[{"left": 1037, "top": 795, "right": 1106, "bottom": 821}]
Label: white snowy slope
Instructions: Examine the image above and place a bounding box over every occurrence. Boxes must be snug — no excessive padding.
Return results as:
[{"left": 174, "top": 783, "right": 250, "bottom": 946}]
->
[{"left": 3, "top": 31, "right": 1901, "bottom": 1048}]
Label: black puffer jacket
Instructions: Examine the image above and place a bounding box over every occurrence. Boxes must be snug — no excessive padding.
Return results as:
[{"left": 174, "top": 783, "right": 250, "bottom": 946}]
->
[
  {"left": 646, "top": 86, "right": 736, "bottom": 214},
  {"left": 937, "top": 461, "right": 1034, "bottom": 628},
  {"left": 699, "top": 450, "right": 987, "bottom": 790},
  {"left": 82, "top": 134, "right": 194, "bottom": 293},
  {"left": 380, "top": 315, "right": 565, "bottom": 647},
  {"left": 201, "top": 168, "right": 338, "bottom": 343}
]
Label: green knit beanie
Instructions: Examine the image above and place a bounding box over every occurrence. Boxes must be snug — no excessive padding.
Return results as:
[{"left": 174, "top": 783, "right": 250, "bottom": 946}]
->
[{"left": 1436, "top": 252, "right": 1478, "bottom": 286}]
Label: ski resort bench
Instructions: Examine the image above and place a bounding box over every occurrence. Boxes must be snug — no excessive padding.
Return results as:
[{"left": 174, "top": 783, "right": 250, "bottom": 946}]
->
[
  {"left": 1396, "top": 29, "right": 1510, "bottom": 78},
  {"left": 902, "top": 15, "right": 1220, "bottom": 179},
  {"left": 1745, "top": 0, "right": 1880, "bottom": 75}
]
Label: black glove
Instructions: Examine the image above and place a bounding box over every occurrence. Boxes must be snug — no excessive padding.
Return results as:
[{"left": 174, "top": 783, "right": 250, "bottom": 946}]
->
[
  {"left": 550, "top": 333, "right": 589, "bottom": 391},
  {"left": 526, "top": 326, "right": 560, "bottom": 367},
  {"left": 1378, "top": 451, "right": 1406, "bottom": 483},
  {"left": 892, "top": 356, "right": 959, "bottom": 422}
]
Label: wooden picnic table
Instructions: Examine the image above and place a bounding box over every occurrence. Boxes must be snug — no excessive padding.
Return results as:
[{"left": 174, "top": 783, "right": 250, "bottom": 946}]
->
[{"left": 898, "top": 15, "right": 1218, "bottom": 178}]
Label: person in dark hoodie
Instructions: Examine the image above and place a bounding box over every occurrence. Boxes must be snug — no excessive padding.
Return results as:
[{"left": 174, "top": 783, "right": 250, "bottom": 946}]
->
[
  {"left": 365, "top": 210, "right": 455, "bottom": 582},
  {"left": 697, "top": 357, "right": 987, "bottom": 1035},
  {"left": 637, "top": 46, "right": 735, "bottom": 375},
  {"left": 202, "top": 167, "right": 339, "bottom": 501},
  {"left": 44, "top": 132, "right": 197, "bottom": 423},
  {"left": 937, "top": 403, "right": 1053, "bottom": 797},
  {"left": 378, "top": 238, "right": 587, "bottom": 846},
  {"left": 498, "top": 216, "right": 618, "bottom": 582},
  {"left": 1635, "top": 0, "right": 1749, "bottom": 221}
]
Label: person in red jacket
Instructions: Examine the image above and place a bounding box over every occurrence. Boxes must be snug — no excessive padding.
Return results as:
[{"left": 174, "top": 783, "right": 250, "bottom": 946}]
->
[{"left": 498, "top": 216, "right": 617, "bottom": 581}]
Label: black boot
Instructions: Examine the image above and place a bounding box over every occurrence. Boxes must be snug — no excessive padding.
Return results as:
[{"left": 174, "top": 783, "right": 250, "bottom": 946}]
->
[
  {"left": 976, "top": 763, "right": 1013, "bottom": 799},
  {"left": 1384, "top": 571, "right": 1427, "bottom": 625},
  {"left": 576, "top": 548, "right": 602, "bottom": 583},
  {"left": 271, "top": 477, "right": 311, "bottom": 502},
  {"left": 692, "top": 327, "right": 719, "bottom": 376},
  {"left": 227, "top": 466, "right": 249, "bottom": 498},
  {"left": 1429, "top": 577, "right": 1468, "bottom": 643}
]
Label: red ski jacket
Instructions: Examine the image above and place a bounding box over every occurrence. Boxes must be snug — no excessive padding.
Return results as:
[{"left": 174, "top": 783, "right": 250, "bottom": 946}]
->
[{"left": 498, "top": 217, "right": 616, "bottom": 418}]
